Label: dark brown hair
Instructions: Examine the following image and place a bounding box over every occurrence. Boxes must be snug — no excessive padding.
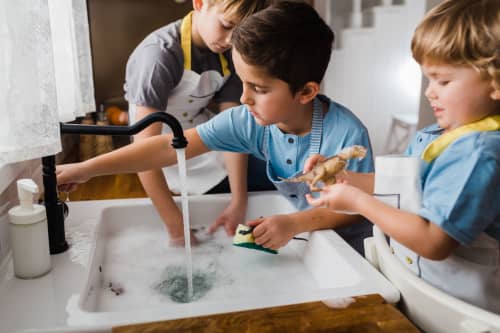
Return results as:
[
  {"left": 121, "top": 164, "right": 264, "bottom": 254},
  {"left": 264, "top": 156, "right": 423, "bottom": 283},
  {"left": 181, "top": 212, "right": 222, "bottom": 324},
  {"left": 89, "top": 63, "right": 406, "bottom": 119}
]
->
[{"left": 232, "top": 1, "right": 334, "bottom": 94}]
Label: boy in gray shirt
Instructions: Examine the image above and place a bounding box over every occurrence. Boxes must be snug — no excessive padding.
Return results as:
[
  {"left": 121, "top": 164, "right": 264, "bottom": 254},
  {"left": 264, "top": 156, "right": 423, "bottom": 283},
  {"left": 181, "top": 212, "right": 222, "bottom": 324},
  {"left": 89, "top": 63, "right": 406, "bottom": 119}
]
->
[{"left": 125, "top": 0, "right": 270, "bottom": 246}]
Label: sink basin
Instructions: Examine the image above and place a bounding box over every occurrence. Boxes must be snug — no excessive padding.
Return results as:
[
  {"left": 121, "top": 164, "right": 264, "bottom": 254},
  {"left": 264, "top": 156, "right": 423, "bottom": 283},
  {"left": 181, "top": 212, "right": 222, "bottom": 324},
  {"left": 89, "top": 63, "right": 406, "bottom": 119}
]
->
[{"left": 66, "top": 192, "right": 399, "bottom": 327}]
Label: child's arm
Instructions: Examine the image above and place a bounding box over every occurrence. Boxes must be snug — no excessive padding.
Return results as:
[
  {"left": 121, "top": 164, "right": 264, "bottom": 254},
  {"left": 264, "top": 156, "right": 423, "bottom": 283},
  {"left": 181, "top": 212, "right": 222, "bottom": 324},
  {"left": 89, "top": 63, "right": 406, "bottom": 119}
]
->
[
  {"left": 247, "top": 208, "right": 363, "bottom": 251},
  {"left": 209, "top": 151, "right": 249, "bottom": 235},
  {"left": 132, "top": 106, "right": 198, "bottom": 246},
  {"left": 307, "top": 184, "right": 459, "bottom": 260},
  {"left": 208, "top": 101, "right": 249, "bottom": 236},
  {"left": 57, "top": 127, "right": 210, "bottom": 189}
]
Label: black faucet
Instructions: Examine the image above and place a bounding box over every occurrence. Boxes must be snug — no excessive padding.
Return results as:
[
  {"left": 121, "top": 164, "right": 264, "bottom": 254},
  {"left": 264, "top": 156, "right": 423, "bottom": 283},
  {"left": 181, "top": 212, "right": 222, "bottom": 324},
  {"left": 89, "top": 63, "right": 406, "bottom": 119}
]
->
[{"left": 43, "top": 112, "right": 188, "bottom": 254}]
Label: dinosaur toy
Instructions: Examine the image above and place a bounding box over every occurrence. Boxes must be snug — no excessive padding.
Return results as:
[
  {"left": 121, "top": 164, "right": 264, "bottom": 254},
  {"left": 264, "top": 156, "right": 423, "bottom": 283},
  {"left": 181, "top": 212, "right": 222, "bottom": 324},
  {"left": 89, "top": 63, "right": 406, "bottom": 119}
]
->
[{"left": 279, "top": 145, "right": 367, "bottom": 192}]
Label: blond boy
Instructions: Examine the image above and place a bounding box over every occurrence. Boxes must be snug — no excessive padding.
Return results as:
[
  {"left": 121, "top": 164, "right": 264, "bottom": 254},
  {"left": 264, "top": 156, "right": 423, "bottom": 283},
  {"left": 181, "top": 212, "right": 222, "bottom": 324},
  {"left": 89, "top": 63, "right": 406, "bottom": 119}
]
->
[{"left": 307, "top": 0, "right": 500, "bottom": 312}]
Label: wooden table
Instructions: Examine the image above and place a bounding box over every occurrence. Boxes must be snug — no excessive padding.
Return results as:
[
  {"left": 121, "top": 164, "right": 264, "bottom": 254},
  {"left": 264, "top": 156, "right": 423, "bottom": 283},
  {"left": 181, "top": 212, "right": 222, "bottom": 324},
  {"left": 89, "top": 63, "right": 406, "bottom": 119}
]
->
[
  {"left": 114, "top": 294, "right": 419, "bottom": 333},
  {"left": 67, "top": 174, "right": 420, "bottom": 333}
]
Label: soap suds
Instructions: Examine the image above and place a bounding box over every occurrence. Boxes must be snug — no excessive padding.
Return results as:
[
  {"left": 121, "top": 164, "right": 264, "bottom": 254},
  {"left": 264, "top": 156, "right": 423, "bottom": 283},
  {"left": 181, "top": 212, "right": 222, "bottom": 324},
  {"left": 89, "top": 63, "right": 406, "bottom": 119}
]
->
[{"left": 154, "top": 264, "right": 215, "bottom": 303}]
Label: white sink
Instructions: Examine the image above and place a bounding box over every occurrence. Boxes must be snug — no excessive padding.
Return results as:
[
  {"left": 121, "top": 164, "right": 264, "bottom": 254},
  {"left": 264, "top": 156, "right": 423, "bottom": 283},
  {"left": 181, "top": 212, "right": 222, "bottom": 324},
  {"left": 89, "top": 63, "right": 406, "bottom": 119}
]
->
[{"left": 66, "top": 192, "right": 399, "bottom": 327}]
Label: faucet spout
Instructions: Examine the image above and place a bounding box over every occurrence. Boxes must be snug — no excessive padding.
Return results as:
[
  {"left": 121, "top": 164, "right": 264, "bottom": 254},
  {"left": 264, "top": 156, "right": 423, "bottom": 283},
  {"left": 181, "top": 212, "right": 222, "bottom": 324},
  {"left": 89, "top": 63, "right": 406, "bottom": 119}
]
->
[
  {"left": 60, "top": 111, "right": 188, "bottom": 148},
  {"left": 44, "top": 111, "right": 188, "bottom": 254}
]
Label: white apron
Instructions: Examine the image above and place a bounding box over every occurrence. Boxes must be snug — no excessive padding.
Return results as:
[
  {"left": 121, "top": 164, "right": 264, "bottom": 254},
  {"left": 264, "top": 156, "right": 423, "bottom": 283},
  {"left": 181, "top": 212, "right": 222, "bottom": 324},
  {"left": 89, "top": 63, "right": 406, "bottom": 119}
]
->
[
  {"left": 129, "top": 11, "right": 230, "bottom": 194},
  {"left": 374, "top": 119, "right": 500, "bottom": 312}
]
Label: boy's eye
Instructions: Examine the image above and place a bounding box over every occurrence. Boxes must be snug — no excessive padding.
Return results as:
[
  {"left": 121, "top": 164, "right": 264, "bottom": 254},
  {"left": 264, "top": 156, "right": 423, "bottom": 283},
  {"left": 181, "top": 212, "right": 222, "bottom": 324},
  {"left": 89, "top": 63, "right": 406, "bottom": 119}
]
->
[
  {"left": 254, "top": 86, "right": 266, "bottom": 93},
  {"left": 220, "top": 21, "right": 234, "bottom": 30},
  {"left": 438, "top": 80, "right": 450, "bottom": 86}
]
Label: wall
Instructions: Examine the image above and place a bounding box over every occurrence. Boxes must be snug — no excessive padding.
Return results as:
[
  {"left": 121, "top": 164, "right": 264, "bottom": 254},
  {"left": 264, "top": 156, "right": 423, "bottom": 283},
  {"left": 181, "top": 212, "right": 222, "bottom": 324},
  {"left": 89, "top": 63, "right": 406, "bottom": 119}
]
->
[
  {"left": 319, "top": 0, "right": 447, "bottom": 154},
  {"left": 417, "top": 0, "right": 444, "bottom": 130},
  {"left": 321, "top": 0, "right": 427, "bottom": 155},
  {"left": 0, "top": 160, "right": 42, "bottom": 275},
  {"left": 88, "top": 0, "right": 191, "bottom": 108}
]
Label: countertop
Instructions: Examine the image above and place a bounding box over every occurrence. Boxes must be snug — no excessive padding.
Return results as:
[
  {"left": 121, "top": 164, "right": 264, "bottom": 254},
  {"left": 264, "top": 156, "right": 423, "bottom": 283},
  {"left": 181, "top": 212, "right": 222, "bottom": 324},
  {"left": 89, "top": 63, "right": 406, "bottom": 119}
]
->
[{"left": 0, "top": 174, "right": 420, "bottom": 333}]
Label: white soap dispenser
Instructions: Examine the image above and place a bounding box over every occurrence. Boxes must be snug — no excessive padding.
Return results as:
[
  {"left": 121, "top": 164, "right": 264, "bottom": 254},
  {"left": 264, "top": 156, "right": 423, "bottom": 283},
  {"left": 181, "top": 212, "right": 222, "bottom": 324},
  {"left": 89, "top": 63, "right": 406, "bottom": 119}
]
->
[{"left": 8, "top": 179, "right": 51, "bottom": 279}]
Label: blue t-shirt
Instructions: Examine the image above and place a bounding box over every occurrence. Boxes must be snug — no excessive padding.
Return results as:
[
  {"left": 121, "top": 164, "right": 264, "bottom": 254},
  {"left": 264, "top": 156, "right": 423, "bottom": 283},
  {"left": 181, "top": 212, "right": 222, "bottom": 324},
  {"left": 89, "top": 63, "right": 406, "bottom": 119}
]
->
[
  {"left": 406, "top": 124, "right": 500, "bottom": 245},
  {"left": 197, "top": 95, "right": 374, "bottom": 204}
]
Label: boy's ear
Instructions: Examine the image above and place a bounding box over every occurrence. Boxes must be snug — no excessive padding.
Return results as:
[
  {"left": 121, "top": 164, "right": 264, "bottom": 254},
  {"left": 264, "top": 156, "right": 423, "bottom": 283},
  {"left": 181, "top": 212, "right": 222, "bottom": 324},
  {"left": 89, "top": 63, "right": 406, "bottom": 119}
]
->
[
  {"left": 297, "top": 82, "right": 320, "bottom": 104},
  {"left": 192, "top": 0, "right": 203, "bottom": 11},
  {"left": 490, "top": 88, "right": 500, "bottom": 100}
]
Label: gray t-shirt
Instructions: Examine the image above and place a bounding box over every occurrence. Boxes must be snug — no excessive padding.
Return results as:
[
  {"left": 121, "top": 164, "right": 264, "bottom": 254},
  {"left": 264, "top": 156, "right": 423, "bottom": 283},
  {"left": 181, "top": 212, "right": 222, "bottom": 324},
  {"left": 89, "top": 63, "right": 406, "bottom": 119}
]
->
[{"left": 124, "top": 19, "right": 242, "bottom": 111}]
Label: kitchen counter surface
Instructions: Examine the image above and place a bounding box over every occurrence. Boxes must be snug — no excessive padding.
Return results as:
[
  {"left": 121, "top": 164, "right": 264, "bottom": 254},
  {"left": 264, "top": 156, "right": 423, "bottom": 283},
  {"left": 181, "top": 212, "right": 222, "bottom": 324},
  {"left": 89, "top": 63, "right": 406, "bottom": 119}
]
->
[{"left": 0, "top": 174, "right": 420, "bottom": 333}]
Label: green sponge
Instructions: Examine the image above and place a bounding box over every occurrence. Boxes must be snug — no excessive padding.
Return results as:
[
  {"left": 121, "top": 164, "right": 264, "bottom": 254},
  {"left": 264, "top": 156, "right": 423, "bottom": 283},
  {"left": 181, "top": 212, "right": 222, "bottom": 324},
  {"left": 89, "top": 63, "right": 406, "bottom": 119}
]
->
[{"left": 232, "top": 224, "right": 278, "bottom": 254}]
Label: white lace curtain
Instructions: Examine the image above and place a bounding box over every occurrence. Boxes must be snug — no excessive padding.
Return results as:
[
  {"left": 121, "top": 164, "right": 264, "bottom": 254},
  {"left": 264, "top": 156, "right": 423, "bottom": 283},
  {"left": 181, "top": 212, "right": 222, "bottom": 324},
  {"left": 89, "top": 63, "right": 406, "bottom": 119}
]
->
[{"left": 0, "top": 0, "right": 95, "bottom": 166}]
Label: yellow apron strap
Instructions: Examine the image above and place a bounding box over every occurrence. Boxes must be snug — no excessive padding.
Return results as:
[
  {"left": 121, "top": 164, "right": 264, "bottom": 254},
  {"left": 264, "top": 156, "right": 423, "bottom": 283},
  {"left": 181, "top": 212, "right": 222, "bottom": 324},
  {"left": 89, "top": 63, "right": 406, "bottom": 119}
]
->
[
  {"left": 219, "top": 53, "right": 231, "bottom": 77},
  {"left": 181, "top": 11, "right": 231, "bottom": 76},
  {"left": 422, "top": 115, "right": 500, "bottom": 163},
  {"left": 180, "top": 11, "right": 193, "bottom": 71}
]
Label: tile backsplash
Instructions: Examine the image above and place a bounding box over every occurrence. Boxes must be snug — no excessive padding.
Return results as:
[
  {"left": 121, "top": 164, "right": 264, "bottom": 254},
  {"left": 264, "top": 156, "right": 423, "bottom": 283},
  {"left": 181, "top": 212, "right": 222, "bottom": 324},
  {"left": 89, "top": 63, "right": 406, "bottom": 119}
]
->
[{"left": 0, "top": 160, "right": 42, "bottom": 266}]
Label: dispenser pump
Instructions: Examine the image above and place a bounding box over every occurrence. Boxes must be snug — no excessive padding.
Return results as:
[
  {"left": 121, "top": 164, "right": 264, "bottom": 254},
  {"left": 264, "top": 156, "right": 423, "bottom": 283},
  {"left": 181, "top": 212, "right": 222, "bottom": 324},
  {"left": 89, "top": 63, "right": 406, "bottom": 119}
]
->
[
  {"left": 17, "top": 179, "right": 38, "bottom": 211},
  {"left": 9, "top": 179, "right": 46, "bottom": 225}
]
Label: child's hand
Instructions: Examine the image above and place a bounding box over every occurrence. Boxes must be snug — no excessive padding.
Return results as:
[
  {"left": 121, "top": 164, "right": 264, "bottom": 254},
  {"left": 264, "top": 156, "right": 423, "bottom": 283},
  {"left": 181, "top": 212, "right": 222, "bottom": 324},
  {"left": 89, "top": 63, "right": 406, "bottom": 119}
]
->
[
  {"left": 208, "top": 201, "right": 246, "bottom": 236},
  {"left": 305, "top": 182, "right": 361, "bottom": 213},
  {"left": 169, "top": 230, "right": 200, "bottom": 247},
  {"left": 303, "top": 154, "right": 327, "bottom": 173},
  {"left": 56, "top": 163, "right": 90, "bottom": 192},
  {"left": 247, "top": 215, "right": 297, "bottom": 250}
]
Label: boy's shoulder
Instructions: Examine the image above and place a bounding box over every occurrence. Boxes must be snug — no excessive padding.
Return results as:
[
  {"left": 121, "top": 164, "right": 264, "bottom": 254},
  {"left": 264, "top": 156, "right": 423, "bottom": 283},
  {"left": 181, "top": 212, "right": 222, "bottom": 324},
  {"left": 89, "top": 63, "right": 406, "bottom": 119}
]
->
[
  {"left": 129, "top": 19, "right": 183, "bottom": 64},
  {"left": 452, "top": 129, "right": 500, "bottom": 156},
  {"left": 321, "top": 95, "right": 367, "bottom": 131},
  {"left": 143, "top": 19, "right": 182, "bottom": 48}
]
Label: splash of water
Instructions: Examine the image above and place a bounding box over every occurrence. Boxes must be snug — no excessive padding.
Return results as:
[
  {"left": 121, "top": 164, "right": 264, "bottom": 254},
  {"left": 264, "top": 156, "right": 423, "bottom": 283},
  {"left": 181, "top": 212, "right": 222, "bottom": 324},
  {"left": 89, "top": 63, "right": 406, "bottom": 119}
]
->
[{"left": 175, "top": 148, "right": 193, "bottom": 300}]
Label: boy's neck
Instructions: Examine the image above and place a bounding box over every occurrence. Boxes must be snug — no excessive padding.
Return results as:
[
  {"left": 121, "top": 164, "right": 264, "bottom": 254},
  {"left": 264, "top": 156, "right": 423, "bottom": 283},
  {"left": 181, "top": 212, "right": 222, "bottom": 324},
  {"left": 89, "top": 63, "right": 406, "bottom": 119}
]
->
[{"left": 278, "top": 100, "right": 322, "bottom": 136}]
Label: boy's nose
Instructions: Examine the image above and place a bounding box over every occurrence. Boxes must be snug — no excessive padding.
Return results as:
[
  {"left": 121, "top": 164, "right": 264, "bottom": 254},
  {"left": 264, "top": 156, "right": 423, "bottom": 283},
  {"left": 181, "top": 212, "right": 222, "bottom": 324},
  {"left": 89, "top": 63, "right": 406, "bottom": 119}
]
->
[
  {"left": 424, "top": 85, "right": 436, "bottom": 100},
  {"left": 240, "top": 90, "right": 253, "bottom": 105},
  {"left": 224, "top": 31, "right": 233, "bottom": 47}
]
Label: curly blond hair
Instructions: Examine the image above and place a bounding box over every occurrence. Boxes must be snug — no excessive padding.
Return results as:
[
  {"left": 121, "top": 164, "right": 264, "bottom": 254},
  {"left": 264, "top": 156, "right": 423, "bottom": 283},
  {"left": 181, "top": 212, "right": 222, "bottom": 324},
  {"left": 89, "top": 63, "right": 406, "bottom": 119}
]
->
[{"left": 411, "top": 0, "right": 499, "bottom": 90}]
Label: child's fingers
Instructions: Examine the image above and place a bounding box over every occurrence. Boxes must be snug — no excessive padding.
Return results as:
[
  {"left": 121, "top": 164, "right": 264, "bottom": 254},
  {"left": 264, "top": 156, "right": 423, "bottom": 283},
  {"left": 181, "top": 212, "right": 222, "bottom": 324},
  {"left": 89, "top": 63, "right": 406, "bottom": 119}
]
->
[
  {"left": 57, "top": 183, "right": 78, "bottom": 192},
  {"left": 254, "top": 231, "right": 271, "bottom": 246},
  {"left": 224, "top": 222, "right": 237, "bottom": 236},
  {"left": 303, "top": 154, "right": 326, "bottom": 173},
  {"left": 305, "top": 193, "right": 324, "bottom": 207},
  {"left": 207, "top": 220, "right": 223, "bottom": 234},
  {"left": 246, "top": 217, "right": 264, "bottom": 228}
]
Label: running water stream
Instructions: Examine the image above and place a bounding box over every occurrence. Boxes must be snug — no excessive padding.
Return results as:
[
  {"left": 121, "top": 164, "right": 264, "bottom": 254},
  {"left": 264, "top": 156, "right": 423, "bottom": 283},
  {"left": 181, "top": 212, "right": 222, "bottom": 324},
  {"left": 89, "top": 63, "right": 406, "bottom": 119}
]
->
[{"left": 175, "top": 148, "right": 193, "bottom": 300}]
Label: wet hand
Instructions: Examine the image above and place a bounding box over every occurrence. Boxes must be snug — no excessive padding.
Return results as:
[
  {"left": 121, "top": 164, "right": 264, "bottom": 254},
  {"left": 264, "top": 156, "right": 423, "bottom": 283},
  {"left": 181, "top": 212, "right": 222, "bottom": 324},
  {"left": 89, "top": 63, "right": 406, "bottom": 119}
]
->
[
  {"left": 169, "top": 229, "right": 200, "bottom": 247},
  {"left": 247, "top": 215, "right": 296, "bottom": 251},
  {"left": 208, "top": 201, "right": 247, "bottom": 236}
]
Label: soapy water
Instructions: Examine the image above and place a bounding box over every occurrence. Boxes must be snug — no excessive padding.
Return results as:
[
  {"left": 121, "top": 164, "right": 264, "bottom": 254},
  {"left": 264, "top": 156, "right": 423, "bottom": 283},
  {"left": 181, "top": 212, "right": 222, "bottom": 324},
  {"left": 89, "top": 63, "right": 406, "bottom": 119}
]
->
[
  {"left": 154, "top": 265, "right": 215, "bottom": 303},
  {"left": 152, "top": 241, "right": 225, "bottom": 303},
  {"left": 94, "top": 227, "right": 315, "bottom": 312},
  {"left": 154, "top": 228, "right": 222, "bottom": 303}
]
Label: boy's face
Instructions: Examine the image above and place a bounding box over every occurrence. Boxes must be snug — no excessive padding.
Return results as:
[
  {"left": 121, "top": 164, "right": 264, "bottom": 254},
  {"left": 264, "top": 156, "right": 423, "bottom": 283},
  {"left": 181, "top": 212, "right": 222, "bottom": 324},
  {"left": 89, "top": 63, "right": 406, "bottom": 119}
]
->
[
  {"left": 422, "top": 63, "right": 500, "bottom": 132},
  {"left": 232, "top": 49, "right": 302, "bottom": 129},
  {"left": 194, "top": 1, "right": 238, "bottom": 53}
]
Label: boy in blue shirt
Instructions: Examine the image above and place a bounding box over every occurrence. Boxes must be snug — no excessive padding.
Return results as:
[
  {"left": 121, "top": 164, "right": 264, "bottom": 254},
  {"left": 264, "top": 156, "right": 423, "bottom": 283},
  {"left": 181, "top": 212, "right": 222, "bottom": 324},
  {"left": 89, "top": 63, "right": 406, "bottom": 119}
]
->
[
  {"left": 307, "top": 0, "right": 500, "bottom": 313},
  {"left": 57, "top": 1, "right": 374, "bottom": 254}
]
